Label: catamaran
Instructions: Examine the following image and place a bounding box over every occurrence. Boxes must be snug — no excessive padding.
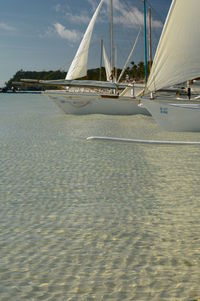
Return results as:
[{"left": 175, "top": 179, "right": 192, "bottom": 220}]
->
[{"left": 141, "top": 0, "right": 200, "bottom": 131}]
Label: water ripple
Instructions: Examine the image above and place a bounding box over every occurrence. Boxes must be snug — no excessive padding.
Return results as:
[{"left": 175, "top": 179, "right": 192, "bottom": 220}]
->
[{"left": 0, "top": 94, "right": 200, "bottom": 300}]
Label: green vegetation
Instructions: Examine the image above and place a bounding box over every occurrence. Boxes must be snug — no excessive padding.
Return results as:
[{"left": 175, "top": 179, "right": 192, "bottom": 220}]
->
[
  {"left": 5, "top": 61, "right": 151, "bottom": 90},
  {"left": 6, "top": 69, "right": 67, "bottom": 90}
]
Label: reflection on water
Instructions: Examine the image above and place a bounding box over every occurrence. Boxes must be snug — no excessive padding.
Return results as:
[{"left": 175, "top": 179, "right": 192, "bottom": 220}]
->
[{"left": 0, "top": 94, "right": 200, "bottom": 300}]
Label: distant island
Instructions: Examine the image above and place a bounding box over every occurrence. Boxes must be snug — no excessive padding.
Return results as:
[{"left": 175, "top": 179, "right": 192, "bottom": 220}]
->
[{"left": 2, "top": 61, "right": 148, "bottom": 92}]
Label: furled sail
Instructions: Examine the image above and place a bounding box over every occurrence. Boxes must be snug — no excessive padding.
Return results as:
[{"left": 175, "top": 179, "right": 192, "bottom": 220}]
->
[
  {"left": 147, "top": 0, "right": 200, "bottom": 92},
  {"left": 66, "top": 0, "right": 104, "bottom": 80},
  {"left": 103, "top": 45, "right": 112, "bottom": 81}
]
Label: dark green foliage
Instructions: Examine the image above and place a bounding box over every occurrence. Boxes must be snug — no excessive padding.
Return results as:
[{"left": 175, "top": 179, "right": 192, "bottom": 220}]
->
[
  {"left": 6, "top": 69, "right": 66, "bottom": 88},
  {"left": 6, "top": 61, "right": 150, "bottom": 90}
]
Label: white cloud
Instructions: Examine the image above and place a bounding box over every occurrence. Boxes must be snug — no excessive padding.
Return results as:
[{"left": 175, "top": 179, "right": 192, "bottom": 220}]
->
[
  {"left": 53, "top": 3, "right": 71, "bottom": 13},
  {"left": 87, "top": 0, "right": 98, "bottom": 11},
  {"left": 55, "top": 4, "right": 61, "bottom": 12},
  {"left": 54, "top": 23, "right": 81, "bottom": 42},
  {"left": 53, "top": 3, "right": 90, "bottom": 25},
  {"left": 39, "top": 26, "right": 55, "bottom": 38},
  {"left": 0, "top": 22, "right": 16, "bottom": 32},
  {"left": 114, "top": 6, "right": 144, "bottom": 27},
  {"left": 115, "top": 6, "right": 162, "bottom": 28},
  {"left": 103, "top": 0, "right": 162, "bottom": 29},
  {"left": 65, "top": 12, "right": 90, "bottom": 24},
  {"left": 151, "top": 19, "right": 163, "bottom": 29}
]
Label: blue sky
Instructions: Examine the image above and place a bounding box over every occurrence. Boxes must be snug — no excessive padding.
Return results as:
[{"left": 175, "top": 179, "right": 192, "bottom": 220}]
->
[{"left": 0, "top": 0, "right": 171, "bottom": 86}]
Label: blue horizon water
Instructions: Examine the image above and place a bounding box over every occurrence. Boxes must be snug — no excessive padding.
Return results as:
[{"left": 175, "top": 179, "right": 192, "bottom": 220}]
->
[{"left": 0, "top": 93, "right": 200, "bottom": 300}]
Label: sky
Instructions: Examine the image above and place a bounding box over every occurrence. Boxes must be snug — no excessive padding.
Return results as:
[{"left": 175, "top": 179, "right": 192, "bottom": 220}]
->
[{"left": 0, "top": 0, "right": 172, "bottom": 86}]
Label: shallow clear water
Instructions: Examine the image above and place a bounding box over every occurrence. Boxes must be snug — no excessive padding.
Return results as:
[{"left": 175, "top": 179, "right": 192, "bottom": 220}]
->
[{"left": 0, "top": 93, "right": 200, "bottom": 301}]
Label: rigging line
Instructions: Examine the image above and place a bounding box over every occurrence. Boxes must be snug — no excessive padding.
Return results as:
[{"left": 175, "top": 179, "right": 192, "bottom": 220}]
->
[
  {"left": 134, "top": 1, "right": 165, "bottom": 34},
  {"left": 133, "top": 0, "right": 165, "bottom": 25},
  {"left": 133, "top": 0, "right": 163, "bottom": 43},
  {"left": 145, "top": 0, "right": 166, "bottom": 44},
  {"left": 113, "top": 0, "right": 143, "bottom": 56},
  {"left": 120, "top": 0, "right": 158, "bottom": 52},
  {"left": 127, "top": 0, "right": 164, "bottom": 62},
  {"left": 146, "top": 0, "right": 165, "bottom": 26},
  {"left": 122, "top": 0, "right": 145, "bottom": 29},
  {"left": 117, "top": 27, "right": 141, "bottom": 83},
  {"left": 101, "top": 0, "right": 142, "bottom": 70}
]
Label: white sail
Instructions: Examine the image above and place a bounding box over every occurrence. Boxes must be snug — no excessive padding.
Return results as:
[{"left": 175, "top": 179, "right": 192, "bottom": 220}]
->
[
  {"left": 147, "top": 0, "right": 200, "bottom": 92},
  {"left": 103, "top": 45, "right": 112, "bottom": 81},
  {"left": 66, "top": 0, "right": 104, "bottom": 80}
]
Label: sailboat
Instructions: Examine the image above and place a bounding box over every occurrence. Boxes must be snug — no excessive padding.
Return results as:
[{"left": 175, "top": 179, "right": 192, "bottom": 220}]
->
[
  {"left": 141, "top": 0, "right": 200, "bottom": 131},
  {"left": 45, "top": 0, "right": 149, "bottom": 115}
]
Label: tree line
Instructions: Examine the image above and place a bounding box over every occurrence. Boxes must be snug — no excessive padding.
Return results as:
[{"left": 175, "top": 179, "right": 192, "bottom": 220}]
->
[{"left": 5, "top": 61, "right": 150, "bottom": 90}]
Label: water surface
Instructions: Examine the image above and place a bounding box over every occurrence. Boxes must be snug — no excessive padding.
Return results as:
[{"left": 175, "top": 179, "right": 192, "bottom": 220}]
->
[{"left": 0, "top": 94, "right": 200, "bottom": 300}]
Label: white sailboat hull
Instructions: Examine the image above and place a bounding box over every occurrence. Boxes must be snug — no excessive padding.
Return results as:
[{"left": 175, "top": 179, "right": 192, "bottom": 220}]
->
[
  {"left": 142, "top": 97, "right": 200, "bottom": 132},
  {"left": 46, "top": 91, "right": 150, "bottom": 115}
]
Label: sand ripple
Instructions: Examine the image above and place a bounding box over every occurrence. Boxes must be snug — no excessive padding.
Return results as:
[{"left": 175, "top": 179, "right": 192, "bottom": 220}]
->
[{"left": 0, "top": 94, "right": 200, "bottom": 300}]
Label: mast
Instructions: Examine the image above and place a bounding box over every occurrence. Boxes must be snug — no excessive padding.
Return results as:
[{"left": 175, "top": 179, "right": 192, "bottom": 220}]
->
[
  {"left": 99, "top": 39, "right": 103, "bottom": 81},
  {"left": 115, "top": 46, "right": 117, "bottom": 81},
  {"left": 148, "top": 7, "right": 152, "bottom": 72},
  {"left": 143, "top": 0, "right": 148, "bottom": 84},
  {"left": 110, "top": 0, "right": 114, "bottom": 79}
]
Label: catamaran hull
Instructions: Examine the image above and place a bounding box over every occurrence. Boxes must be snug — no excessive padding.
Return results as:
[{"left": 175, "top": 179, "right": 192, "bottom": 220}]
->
[
  {"left": 46, "top": 91, "right": 150, "bottom": 115},
  {"left": 142, "top": 97, "right": 200, "bottom": 132}
]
